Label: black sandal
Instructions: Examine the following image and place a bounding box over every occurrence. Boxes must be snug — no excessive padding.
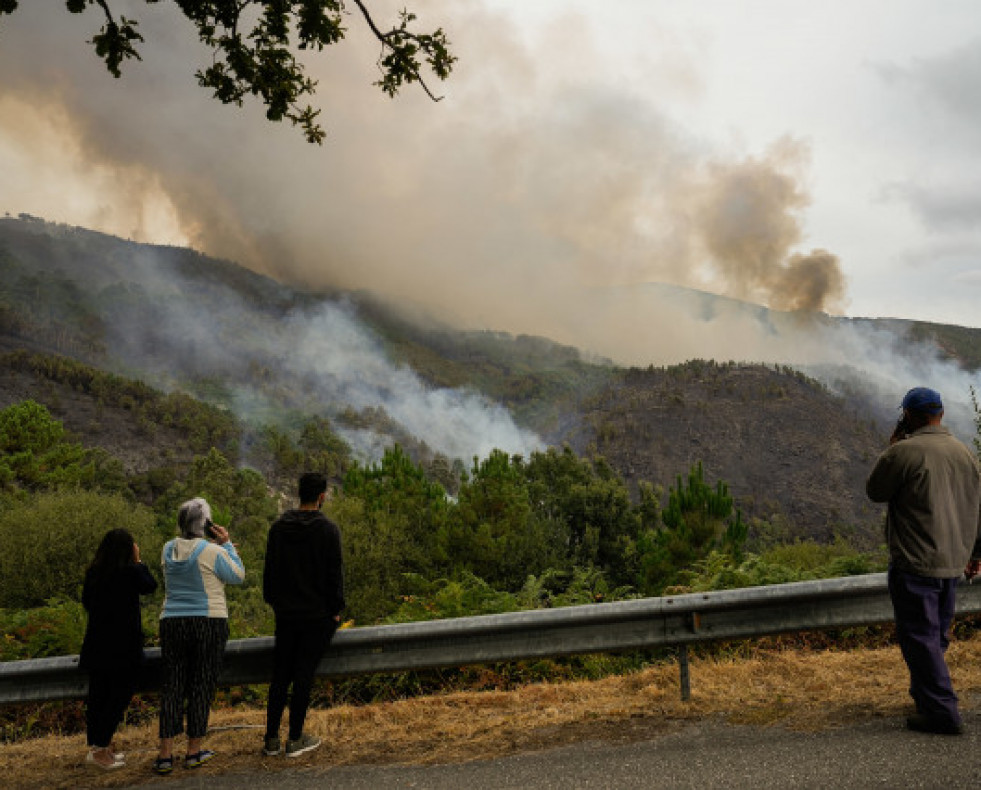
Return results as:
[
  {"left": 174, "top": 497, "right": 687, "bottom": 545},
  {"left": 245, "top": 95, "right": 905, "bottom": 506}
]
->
[
  {"left": 152, "top": 756, "right": 174, "bottom": 775},
  {"left": 184, "top": 749, "right": 215, "bottom": 769}
]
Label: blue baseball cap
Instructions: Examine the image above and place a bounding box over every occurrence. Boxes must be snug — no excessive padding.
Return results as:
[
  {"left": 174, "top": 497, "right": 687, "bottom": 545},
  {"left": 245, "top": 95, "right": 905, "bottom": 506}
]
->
[{"left": 901, "top": 387, "right": 943, "bottom": 414}]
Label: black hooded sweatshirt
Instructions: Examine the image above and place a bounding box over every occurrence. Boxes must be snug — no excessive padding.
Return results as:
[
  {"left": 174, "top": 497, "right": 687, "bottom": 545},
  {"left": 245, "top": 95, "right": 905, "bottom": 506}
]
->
[{"left": 263, "top": 509, "right": 344, "bottom": 622}]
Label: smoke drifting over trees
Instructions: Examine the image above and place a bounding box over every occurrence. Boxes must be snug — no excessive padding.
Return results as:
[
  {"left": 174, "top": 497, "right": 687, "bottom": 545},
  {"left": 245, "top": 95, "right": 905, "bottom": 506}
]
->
[
  {"left": 0, "top": 1, "right": 978, "bottom": 434},
  {"left": 276, "top": 301, "right": 543, "bottom": 461}
]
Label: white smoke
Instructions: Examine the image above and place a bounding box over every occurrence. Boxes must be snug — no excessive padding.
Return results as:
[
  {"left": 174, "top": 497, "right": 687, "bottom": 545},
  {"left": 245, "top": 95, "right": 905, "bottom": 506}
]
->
[
  {"left": 803, "top": 321, "right": 981, "bottom": 443},
  {"left": 19, "top": 229, "right": 546, "bottom": 465},
  {"left": 570, "top": 282, "right": 981, "bottom": 443},
  {"left": 280, "top": 302, "right": 543, "bottom": 461}
]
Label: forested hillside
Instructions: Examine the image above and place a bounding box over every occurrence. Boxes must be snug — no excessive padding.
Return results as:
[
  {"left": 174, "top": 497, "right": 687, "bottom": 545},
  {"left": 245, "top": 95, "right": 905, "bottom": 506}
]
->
[
  {"left": 3, "top": 214, "right": 980, "bottom": 546},
  {"left": 572, "top": 361, "right": 886, "bottom": 543}
]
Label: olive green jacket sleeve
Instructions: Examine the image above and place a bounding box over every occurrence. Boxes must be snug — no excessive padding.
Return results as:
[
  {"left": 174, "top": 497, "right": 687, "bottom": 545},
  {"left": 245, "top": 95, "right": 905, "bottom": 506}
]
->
[{"left": 866, "top": 426, "right": 981, "bottom": 576}]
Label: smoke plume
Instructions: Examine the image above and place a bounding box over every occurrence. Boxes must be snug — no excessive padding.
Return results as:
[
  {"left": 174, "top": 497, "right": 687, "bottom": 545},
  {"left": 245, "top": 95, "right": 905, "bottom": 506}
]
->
[
  {"left": 0, "top": 3, "right": 846, "bottom": 325},
  {"left": 0, "top": 1, "right": 977, "bottom": 448},
  {"left": 692, "top": 139, "right": 846, "bottom": 314}
]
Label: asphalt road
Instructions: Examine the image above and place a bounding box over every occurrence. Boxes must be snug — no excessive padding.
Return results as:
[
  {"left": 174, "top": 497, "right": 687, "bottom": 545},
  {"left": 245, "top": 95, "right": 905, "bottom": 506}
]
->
[{"left": 131, "top": 710, "right": 981, "bottom": 790}]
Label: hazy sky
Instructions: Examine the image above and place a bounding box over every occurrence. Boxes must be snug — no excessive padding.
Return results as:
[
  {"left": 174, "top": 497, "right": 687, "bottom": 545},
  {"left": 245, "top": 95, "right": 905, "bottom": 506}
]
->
[{"left": 2, "top": 1, "right": 980, "bottom": 365}]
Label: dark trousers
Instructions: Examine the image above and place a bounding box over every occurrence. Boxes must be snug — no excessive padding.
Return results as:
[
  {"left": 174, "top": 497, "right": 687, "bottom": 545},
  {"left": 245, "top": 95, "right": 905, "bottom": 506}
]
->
[
  {"left": 158, "top": 617, "right": 229, "bottom": 739},
  {"left": 86, "top": 666, "right": 138, "bottom": 748},
  {"left": 265, "top": 618, "right": 337, "bottom": 741},
  {"left": 888, "top": 566, "right": 960, "bottom": 724}
]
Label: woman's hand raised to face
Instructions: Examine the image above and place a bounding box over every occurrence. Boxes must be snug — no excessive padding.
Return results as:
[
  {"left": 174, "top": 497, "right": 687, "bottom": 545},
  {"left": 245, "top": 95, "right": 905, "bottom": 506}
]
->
[{"left": 210, "top": 524, "right": 230, "bottom": 546}]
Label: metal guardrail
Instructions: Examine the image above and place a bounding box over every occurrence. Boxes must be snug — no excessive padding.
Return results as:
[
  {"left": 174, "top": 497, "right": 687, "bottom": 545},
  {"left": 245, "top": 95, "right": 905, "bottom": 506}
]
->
[{"left": 4, "top": 572, "right": 981, "bottom": 705}]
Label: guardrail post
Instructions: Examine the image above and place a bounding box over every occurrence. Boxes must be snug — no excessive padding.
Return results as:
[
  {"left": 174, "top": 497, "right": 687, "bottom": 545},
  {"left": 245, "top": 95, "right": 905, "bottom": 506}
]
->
[
  {"left": 678, "top": 645, "right": 691, "bottom": 702},
  {"left": 677, "top": 610, "right": 700, "bottom": 701}
]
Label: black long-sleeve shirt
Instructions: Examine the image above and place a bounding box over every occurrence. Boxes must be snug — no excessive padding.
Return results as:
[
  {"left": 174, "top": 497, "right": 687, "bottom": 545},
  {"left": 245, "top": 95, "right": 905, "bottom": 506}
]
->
[{"left": 79, "top": 563, "right": 157, "bottom": 671}]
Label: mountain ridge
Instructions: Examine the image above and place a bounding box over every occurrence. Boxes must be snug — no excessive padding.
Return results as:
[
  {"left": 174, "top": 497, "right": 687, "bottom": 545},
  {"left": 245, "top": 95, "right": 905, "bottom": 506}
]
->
[{"left": 3, "top": 215, "right": 980, "bottom": 542}]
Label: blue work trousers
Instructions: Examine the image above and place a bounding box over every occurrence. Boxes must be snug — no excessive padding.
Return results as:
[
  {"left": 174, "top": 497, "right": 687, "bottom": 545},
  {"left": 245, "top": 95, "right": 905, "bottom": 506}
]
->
[{"left": 888, "top": 566, "right": 961, "bottom": 725}]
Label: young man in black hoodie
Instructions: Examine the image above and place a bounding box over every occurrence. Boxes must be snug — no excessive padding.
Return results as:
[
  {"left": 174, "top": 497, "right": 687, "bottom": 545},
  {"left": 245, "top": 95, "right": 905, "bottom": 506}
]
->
[{"left": 262, "top": 472, "right": 345, "bottom": 757}]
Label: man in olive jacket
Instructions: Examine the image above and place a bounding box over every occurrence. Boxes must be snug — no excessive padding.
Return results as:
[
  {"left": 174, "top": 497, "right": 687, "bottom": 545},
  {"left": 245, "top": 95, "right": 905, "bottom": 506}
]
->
[
  {"left": 867, "top": 387, "right": 981, "bottom": 735},
  {"left": 262, "top": 472, "right": 344, "bottom": 758}
]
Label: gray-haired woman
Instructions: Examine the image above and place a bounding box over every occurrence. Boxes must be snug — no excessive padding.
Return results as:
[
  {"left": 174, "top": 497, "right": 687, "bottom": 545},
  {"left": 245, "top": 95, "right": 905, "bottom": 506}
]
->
[{"left": 153, "top": 498, "right": 245, "bottom": 775}]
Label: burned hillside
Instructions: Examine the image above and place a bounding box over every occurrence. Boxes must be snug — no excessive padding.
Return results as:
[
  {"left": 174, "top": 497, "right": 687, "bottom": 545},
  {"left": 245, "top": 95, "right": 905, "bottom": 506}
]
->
[{"left": 559, "top": 361, "right": 888, "bottom": 545}]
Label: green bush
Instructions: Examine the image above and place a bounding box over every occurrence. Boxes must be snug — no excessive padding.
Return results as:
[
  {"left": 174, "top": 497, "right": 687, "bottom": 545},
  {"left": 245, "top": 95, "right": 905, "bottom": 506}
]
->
[
  {"left": 0, "top": 490, "right": 161, "bottom": 608},
  {"left": 0, "top": 598, "right": 87, "bottom": 660},
  {"left": 676, "top": 538, "right": 888, "bottom": 593},
  {"left": 383, "top": 572, "right": 519, "bottom": 623},
  {"left": 0, "top": 400, "right": 105, "bottom": 492}
]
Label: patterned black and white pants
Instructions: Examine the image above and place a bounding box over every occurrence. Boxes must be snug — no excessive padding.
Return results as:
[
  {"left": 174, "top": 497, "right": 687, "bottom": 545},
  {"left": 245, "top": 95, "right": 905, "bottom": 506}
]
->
[{"left": 158, "top": 617, "right": 229, "bottom": 739}]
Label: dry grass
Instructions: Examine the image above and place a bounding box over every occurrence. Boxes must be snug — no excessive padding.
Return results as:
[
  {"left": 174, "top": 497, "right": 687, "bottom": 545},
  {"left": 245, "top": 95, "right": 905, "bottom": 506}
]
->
[{"left": 5, "top": 637, "right": 981, "bottom": 790}]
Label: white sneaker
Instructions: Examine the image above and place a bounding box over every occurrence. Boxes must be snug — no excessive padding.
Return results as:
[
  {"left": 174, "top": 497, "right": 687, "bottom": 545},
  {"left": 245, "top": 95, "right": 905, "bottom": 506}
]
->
[{"left": 86, "top": 749, "right": 124, "bottom": 769}]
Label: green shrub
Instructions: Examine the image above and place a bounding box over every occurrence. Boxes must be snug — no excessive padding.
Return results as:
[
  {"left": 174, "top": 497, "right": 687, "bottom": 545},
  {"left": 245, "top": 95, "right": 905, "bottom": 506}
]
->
[
  {"left": 0, "top": 400, "right": 97, "bottom": 492},
  {"left": 383, "top": 572, "right": 519, "bottom": 623},
  {"left": 677, "top": 538, "right": 888, "bottom": 593},
  {"left": 0, "top": 490, "right": 161, "bottom": 608},
  {"left": 0, "top": 598, "right": 87, "bottom": 660}
]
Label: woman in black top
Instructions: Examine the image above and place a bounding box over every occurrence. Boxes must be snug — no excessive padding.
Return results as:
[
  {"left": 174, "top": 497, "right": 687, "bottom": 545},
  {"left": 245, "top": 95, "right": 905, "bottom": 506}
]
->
[{"left": 79, "top": 528, "right": 157, "bottom": 769}]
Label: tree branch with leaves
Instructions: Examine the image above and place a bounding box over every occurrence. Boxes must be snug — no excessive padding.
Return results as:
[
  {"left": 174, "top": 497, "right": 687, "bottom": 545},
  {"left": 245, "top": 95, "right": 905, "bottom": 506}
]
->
[{"left": 0, "top": 1, "right": 456, "bottom": 144}]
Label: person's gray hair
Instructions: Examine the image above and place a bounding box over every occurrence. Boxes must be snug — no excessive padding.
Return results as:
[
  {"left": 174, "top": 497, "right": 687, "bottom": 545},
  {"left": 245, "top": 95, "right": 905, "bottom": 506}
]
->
[{"left": 177, "top": 497, "right": 212, "bottom": 538}]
